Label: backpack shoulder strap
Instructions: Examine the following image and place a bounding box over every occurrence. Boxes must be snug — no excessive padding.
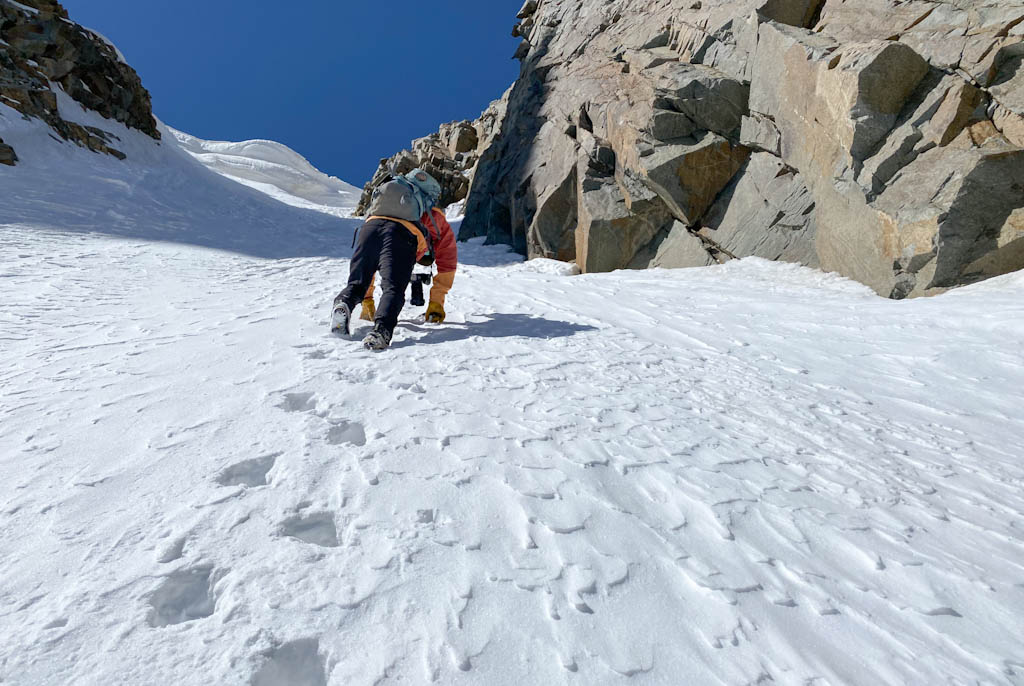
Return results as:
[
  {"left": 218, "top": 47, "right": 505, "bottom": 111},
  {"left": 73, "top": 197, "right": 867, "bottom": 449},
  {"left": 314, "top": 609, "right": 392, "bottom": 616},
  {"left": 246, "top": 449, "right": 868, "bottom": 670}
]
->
[
  {"left": 423, "top": 210, "right": 442, "bottom": 254},
  {"left": 422, "top": 209, "right": 439, "bottom": 235}
]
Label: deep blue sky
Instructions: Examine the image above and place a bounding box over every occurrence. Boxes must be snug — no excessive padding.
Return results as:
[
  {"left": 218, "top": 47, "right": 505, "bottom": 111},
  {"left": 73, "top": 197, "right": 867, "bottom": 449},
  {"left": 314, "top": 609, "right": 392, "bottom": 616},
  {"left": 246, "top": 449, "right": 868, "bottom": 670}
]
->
[{"left": 60, "top": 1, "right": 521, "bottom": 186}]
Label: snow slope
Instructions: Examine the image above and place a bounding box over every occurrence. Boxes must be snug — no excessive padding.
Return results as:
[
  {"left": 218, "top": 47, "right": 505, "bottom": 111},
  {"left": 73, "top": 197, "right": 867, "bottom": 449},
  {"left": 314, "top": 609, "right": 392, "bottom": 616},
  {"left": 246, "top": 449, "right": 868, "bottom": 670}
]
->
[
  {"left": 171, "top": 128, "right": 360, "bottom": 218},
  {"left": 3, "top": 99, "right": 1024, "bottom": 686},
  {"left": 0, "top": 92, "right": 354, "bottom": 257}
]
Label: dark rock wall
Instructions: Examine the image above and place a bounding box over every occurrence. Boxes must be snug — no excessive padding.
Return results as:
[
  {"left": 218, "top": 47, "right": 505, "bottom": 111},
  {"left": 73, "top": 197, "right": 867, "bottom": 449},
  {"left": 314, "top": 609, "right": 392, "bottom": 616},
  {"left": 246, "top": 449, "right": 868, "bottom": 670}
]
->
[{"left": 0, "top": 0, "right": 159, "bottom": 163}]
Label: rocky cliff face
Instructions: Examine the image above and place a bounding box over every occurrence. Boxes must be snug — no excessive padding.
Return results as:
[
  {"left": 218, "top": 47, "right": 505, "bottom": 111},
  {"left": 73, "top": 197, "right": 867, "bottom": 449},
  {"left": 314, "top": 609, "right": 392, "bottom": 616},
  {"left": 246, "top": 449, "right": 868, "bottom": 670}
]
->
[
  {"left": 0, "top": 0, "right": 159, "bottom": 164},
  {"left": 354, "top": 95, "right": 508, "bottom": 216},
  {"left": 456, "top": 0, "right": 1024, "bottom": 297}
]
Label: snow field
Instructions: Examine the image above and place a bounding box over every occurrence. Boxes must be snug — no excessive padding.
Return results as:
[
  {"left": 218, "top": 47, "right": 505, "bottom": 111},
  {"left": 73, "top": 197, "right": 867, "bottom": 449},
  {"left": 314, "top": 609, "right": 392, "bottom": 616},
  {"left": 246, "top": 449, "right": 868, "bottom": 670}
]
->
[
  {"left": 170, "top": 129, "right": 361, "bottom": 218},
  {"left": 3, "top": 99, "right": 1024, "bottom": 685}
]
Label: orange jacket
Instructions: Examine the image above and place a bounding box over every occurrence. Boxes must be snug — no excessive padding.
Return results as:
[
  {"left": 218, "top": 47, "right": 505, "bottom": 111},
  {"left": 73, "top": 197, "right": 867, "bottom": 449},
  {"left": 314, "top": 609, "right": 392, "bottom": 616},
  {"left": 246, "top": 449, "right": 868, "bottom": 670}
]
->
[
  {"left": 422, "top": 209, "right": 457, "bottom": 305},
  {"left": 363, "top": 208, "right": 458, "bottom": 305}
]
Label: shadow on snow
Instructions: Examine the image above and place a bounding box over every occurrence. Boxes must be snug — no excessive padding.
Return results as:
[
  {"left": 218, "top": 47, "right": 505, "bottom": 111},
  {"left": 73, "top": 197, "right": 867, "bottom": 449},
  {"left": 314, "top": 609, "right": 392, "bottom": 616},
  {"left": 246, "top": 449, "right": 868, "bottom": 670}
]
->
[{"left": 392, "top": 313, "right": 597, "bottom": 347}]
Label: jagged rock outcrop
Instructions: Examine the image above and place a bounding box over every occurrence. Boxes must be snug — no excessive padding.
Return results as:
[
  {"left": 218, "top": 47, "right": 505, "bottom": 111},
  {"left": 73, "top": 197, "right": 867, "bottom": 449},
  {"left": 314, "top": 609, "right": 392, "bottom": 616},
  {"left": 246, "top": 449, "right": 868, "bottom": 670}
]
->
[
  {"left": 0, "top": 135, "right": 16, "bottom": 165},
  {"left": 456, "top": 0, "right": 1024, "bottom": 297},
  {"left": 0, "top": 0, "right": 159, "bottom": 163},
  {"left": 353, "top": 95, "right": 508, "bottom": 216}
]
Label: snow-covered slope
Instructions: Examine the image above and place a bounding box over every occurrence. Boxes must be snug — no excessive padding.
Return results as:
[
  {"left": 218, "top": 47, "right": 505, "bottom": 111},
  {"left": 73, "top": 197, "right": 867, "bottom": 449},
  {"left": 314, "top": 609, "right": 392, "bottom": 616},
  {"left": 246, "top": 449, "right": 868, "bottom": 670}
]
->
[
  {"left": 171, "top": 128, "right": 360, "bottom": 218},
  {"left": 0, "top": 93, "right": 356, "bottom": 257},
  {"left": 3, "top": 99, "right": 1024, "bottom": 686}
]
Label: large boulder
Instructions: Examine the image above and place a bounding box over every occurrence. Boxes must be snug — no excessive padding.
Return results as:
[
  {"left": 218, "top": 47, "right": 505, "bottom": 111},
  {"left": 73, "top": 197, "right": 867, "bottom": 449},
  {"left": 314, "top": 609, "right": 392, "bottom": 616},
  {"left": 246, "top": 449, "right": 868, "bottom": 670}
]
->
[
  {"left": 576, "top": 173, "right": 665, "bottom": 273},
  {"left": 0, "top": 137, "right": 17, "bottom": 166},
  {"left": 856, "top": 73, "right": 986, "bottom": 194},
  {"left": 962, "top": 208, "right": 1024, "bottom": 281},
  {"left": 448, "top": 121, "right": 479, "bottom": 155},
  {"left": 644, "top": 222, "right": 717, "bottom": 269},
  {"left": 524, "top": 122, "right": 580, "bottom": 260},
  {"left": 872, "top": 128, "right": 1024, "bottom": 295},
  {"left": 620, "top": 132, "right": 749, "bottom": 226},
  {"left": 574, "top": 132, "right": 678, "bottom": 272},
  {"left": 645, "top": 62, "right": 750, "bottom": 138}
]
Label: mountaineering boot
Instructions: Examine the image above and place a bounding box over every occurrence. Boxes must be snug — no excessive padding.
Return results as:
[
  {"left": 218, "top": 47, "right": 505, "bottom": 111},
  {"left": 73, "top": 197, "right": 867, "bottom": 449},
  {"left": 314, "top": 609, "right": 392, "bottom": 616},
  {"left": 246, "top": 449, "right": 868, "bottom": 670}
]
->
[
  {"left": 330, "top": 301, "right": 351, "bottom": 336},
  {"left": 362, "top": 326, "right": 392, "bottom": 351}
]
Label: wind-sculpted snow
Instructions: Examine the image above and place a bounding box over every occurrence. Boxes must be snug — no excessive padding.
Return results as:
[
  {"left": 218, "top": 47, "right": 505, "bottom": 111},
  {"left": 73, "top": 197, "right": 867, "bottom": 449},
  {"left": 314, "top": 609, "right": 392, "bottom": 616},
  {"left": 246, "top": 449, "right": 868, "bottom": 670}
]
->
[
  {"left": 0, "top": 100, "right": 357, "bottom": 258},
  {"left": 2, "top": 225, "right": 1023, "bottom": 683},
  {"left": 2, "top": 106, "right": 1024, "bottom": 685},
  {"left": 171, "top": 129, "right": 360, "bottom": 218},
  {"left": 251, "top": 638, "right": 328, "bottom": 686}
]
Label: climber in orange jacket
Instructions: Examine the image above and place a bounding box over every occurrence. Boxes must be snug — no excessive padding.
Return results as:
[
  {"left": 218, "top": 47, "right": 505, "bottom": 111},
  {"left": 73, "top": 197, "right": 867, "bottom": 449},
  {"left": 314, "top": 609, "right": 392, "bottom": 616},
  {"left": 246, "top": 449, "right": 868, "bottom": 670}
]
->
[{"left": 358, "top": 206, "right": 458, "bottom": 324}]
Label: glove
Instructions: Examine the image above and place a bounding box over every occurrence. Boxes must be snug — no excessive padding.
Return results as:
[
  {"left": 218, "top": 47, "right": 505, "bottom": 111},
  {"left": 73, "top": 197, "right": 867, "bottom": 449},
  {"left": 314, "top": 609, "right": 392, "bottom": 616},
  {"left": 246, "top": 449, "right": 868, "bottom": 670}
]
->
[
  {"left": 425, "top": 301, "right": 445, "bottom": 324},
  {"left": 360, "top": 298, "right": 376, "bottom": 321}
]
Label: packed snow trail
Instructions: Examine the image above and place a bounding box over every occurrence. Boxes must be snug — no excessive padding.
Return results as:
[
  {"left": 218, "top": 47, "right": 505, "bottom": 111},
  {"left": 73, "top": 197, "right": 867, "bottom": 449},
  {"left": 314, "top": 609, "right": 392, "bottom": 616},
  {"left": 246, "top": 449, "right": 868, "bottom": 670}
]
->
[{"left": 4, "top": 104, "right": 1024, "bottom": 685}]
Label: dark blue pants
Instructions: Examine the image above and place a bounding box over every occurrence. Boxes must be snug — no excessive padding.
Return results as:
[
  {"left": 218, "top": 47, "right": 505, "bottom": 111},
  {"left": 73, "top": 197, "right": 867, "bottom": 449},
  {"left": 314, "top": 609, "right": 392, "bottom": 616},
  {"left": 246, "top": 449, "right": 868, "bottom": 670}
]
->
[{"left": 336, "top": 219, "right": 417, "bottom": 334}]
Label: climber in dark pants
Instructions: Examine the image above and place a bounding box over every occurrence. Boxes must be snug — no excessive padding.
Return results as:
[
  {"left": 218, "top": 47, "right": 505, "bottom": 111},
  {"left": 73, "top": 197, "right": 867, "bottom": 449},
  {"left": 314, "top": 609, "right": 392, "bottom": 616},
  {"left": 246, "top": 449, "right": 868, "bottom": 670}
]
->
[
  {"left": 333, "top": 217, "right": 419, "bottom": 341},
  {"left": 332, "top": 168, "right": 442, "bottom": 350}
]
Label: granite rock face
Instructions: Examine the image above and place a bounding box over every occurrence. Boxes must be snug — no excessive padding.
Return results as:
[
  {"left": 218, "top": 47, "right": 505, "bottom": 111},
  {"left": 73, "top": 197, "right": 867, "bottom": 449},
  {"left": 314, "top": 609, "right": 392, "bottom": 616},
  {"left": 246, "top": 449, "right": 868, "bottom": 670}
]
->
[
  {"left": 353, "top": 95, "right": 509, "bottom": 216},
  {"left": 449, "top": 0, "right": 1024, "bottom": 296},
  {"left": 696, "top": 152, "right": 819, "bottom": 268},
  {"left": 0, "top": 0, "right": 159, "bottom": 163}
]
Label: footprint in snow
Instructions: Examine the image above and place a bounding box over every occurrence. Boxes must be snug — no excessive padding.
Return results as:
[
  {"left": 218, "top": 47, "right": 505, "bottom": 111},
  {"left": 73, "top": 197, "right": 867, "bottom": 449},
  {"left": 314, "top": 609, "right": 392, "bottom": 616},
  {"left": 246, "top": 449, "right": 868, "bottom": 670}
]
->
[
  {"left": 279, "top": 512, "right": 340, "bottom": 548},
  {"left": 251, "top": 638, "right": 328, "bottom": 686},
  {"left": 326, "top": 420, "right": 366, "bottom": 447},
  {"left": 216, "top": 453, "right": 279, "bottom": 488},
  {"left": 147, "top": 566, "right": 217, "bottom": 628},
  {"left": 573, "top": 600, "right": 595, "bottom": 614},
  {"left": 303, "top": 347, "right": 328, "bottom": 360},
  {"left": 416, "top": 509, "right": 435, "bottom": 524},
  {"left": 277, "top": 392, "right": 317, "bottom": 413}
]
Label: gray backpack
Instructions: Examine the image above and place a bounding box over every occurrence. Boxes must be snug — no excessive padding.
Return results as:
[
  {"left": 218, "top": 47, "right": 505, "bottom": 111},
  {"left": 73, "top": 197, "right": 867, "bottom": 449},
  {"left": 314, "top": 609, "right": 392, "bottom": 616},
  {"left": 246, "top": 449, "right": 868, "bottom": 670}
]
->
[
  {"left": 359, "top": 169, "right": 442, "bottom": 264},
  {"left": 366, "top": 175, "right": 428, "bottom": 222}
]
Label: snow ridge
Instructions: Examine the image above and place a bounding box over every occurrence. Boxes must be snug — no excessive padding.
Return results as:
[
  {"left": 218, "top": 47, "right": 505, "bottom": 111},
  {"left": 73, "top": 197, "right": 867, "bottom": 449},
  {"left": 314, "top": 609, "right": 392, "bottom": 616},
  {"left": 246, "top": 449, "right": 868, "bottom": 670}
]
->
[{"left": 171, "top": 128, "right": 360, "bottom": 218}]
